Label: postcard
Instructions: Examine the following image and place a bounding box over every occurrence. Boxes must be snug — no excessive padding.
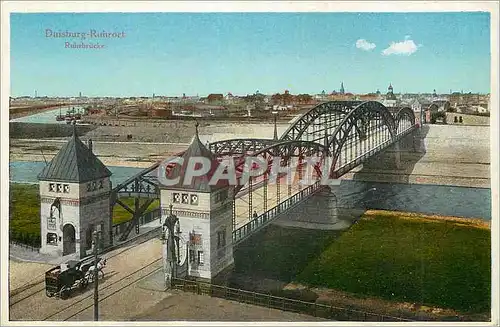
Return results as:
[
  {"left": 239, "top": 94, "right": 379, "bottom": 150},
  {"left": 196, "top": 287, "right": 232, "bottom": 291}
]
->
[{"left": 2, "top": 1, "right": 498, "bottom": 325}]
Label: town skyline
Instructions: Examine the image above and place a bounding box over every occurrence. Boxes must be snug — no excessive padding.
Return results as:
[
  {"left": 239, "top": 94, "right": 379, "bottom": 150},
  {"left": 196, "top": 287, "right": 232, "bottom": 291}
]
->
[{"left": 11, "top": 83, "right": 491, "bottom": 100}]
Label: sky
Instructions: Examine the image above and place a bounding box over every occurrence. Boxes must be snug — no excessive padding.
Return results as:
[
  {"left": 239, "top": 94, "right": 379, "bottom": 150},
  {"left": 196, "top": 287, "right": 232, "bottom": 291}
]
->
[{"left": 10, "top": 12, "right": 491, "bottom": 97}]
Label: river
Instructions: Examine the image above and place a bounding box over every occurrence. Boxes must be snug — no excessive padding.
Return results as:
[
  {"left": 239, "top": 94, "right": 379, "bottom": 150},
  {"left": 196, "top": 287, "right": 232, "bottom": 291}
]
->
[
  {"left": 9, "top": 106, "right": 85, "bottom": 124},
  {"left": 9, "top": 161, "right": 491, "bottom": 220}
]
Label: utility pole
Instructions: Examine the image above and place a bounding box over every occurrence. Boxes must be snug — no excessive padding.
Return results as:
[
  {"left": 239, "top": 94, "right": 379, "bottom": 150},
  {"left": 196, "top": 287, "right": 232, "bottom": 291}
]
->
[{"left": 93, "top": 229, "right": 100, "bottom": 321}]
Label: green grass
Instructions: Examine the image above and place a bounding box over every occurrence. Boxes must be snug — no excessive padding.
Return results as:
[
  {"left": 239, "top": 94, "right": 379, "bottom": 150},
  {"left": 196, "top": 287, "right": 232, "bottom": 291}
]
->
[
  {"left": 112, "top": 198, "right": 160, "bottom": 224},
  {"left": 234, "top": 214, "right": 491, "bottom": 314},
  {"left": 9, "top": 183, "right": 160, "bottom": 239},
  {"left": 234, "top": 226, "right": 338, "bottom": 282},
  {"left": 9, "top": 183, "right": 40, "bottom": 237}
]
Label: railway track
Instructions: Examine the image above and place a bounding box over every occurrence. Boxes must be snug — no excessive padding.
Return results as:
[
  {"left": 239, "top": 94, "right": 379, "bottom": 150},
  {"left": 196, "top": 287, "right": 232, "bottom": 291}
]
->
[
  {"left": 9, "top": 235, "right": 161, "bottom": 307},
  {"left": 43, "top": 258, "right": 162, "bottom": 321}
]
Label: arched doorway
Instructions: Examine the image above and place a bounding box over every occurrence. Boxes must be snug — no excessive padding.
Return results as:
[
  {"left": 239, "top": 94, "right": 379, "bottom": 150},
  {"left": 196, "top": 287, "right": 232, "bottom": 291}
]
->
[{"left": 63, "top": 224, "right": 76, "bottom": 255}]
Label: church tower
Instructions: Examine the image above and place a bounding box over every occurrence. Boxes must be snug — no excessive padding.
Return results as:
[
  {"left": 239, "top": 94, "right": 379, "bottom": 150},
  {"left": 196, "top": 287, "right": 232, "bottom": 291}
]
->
[
  {"left": 386, "top": 83, "right": 396, "bottom": 100},
  {"left": 340, "top": 82, "right": 345, "bottom": 95},
  {"left": 38, "top": 125, "right": 112, "bottom": 258},
  {"left": 160, "top": 124, "right": 235, "bottom": 285}
]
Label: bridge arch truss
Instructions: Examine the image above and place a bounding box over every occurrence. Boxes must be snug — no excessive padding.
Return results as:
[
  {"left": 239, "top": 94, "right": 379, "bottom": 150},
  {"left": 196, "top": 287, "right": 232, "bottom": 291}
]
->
[{"left": 109, "top": 100, "right": 417, "bottom": 240}]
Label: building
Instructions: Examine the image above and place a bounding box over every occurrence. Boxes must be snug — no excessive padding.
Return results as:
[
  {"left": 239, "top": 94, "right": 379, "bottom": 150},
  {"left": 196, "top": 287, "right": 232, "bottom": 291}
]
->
[
  {"left": 207, "top": 94, "right": 224, "bottom": 104},
  {"left": 161, "top": 125, "right": 235, "bottom": 284},
  {"left": 314, "top": 90, "right": 329, "bottom": 102},
  {"left": 150, "top": 108, "right": 173, "bottom": 118},
  {"left": 38, "top": 127, "right": 112, "bottom": 258},
  {"left": 272, "top": 104, "right": 292, "bottom": 111},
  {"left": 386, "top": 83, "right": 396, "bottom": 101},
  {"left": 449, "top": 92, "right": 489, "bottom": 112},
  {"left": 357, "top": 93, "right": 381, "bottom": 101}
]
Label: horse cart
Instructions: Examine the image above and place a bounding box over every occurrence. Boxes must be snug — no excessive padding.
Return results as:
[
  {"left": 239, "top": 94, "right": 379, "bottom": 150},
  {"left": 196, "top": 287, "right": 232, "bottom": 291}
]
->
[{"left": 45, "top": 258, "right": 104, "bottom": 299}]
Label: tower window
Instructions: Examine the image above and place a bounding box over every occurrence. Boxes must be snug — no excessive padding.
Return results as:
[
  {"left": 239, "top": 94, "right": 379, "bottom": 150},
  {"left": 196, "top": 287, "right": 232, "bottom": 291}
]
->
[
  {"left": 197, "top": 251, "right": 204, "bottom": 265},
  {"left": 99, "top": 180, "right": 103, "bottom": 189},
  {"left": 63, "top": 184, "right": 70, "bottom": 193},
  {"left": 189, "top": 249, "right": 195, "bottom": 263},
  {"left": 173, "top": 193, "right": 181, "bottom": 203},
  {"left": 46, "top": 233, "right": 58, "bottom": 245},
  {"left": 190, "top": 194, "right": 199, "bottom": 205},
  {"left": 49, "top": 183, "right": 56, "bottom": 192},
  {"left": 181, "top": 193, "right": 189, "bottom": 204},
  {"left": 57, "top": 184, "right": 63, "bottom": 193}
]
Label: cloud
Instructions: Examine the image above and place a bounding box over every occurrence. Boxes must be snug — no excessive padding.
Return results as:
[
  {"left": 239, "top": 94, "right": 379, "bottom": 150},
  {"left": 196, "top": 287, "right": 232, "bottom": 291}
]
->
[
  {"left": 355, "top": 39, "right": 376, "bottom": 51},
  {"left": 381, "top": 37, "right": 422, "bottom": 56}
]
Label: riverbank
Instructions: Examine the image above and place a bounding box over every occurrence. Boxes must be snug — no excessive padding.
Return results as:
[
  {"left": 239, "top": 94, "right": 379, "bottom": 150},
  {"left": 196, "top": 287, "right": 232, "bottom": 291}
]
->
[
  {"left": 9, "top": 104, "right": 71, "bottom": 120},
  {"left": 10, "top": 138, "right": 185, "bottom": 169},
  {"left": 9, "top": 119, "right": 289, "bottom": 143},
  {"left": 232, "top": 210, "right": 491, "bottom": 320}
]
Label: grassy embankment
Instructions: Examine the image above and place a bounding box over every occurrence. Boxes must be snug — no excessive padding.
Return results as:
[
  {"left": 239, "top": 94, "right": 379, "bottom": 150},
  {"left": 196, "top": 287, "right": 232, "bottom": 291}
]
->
[
  {"left": 234, "top": 211, "right": 490, "bottom": 315},
  {"left": 9, "top": 183, "right": 159, "bottom": 245}
]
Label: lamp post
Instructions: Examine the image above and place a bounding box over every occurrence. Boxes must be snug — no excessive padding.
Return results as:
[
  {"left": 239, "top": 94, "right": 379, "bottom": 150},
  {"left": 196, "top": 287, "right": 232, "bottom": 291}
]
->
[
  {"left": 272, "top": 111, "right": 278, "bottom": 140},
  {"left": 92, "top": 227, "right": 102, "bottom": 321}
]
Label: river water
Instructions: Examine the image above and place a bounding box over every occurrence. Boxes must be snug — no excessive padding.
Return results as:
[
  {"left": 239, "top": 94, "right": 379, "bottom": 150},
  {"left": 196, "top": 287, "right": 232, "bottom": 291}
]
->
[
  {"left": 10, "top": 106, "right": 85, "bottom": 124},
  {"left": 9, "top": 161, "right": 491, "bottom": 220}
]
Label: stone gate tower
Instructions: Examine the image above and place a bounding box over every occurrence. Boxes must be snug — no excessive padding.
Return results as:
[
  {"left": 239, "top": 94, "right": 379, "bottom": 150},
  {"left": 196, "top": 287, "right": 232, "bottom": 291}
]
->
[
  {"left": 160, "top": 125, "right": 235, "bottom": 284},
  {"left": 38, "top": 126, "right": 112, "bottom": 258}
]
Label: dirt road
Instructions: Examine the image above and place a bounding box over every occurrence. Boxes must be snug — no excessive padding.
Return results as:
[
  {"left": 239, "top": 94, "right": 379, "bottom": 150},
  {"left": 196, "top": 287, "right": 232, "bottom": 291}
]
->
[
  {"left": 9, "top": 238, "right": 163, "bottom": 321},
  {"left": 9, "top": 237, "right": 325, "bottom": 322}
]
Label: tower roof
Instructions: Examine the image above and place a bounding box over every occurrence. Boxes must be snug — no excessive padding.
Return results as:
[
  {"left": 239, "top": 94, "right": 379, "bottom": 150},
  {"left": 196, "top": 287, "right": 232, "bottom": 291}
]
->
[
  {"left": 164, "top": 123, "right": 229, "bottom": 192},
  {"left": 37, "top": 125, "right": 112, "bottom": 183}
]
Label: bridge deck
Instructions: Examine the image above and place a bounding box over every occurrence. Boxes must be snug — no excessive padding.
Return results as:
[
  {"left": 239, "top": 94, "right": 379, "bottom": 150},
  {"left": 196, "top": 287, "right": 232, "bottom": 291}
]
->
[{"left": 234, "top": 176, "right": 304, "bottom": 230}]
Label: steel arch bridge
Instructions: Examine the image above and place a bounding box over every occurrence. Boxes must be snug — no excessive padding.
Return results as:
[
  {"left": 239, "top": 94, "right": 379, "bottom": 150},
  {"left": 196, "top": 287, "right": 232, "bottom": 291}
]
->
[{"left": 110, "top": 101, "right": 417, "bottom": 241}]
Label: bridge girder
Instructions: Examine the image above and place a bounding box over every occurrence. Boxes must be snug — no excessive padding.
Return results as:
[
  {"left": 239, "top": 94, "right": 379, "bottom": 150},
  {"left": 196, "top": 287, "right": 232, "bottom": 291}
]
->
[
  {"left": 110, "top": 101, "right": 418, "bottom": 202},
  {"left": 231, "top": 140, "right": 329, "bottom": 193},
  {"left": 328, "top": 101, "right": 395, "bottom": 171},
  {"left": 395, "top": 106, "right": 416, "bottom": 134},
  {"left": 279, "top": 101, "right": 363, "bottom": 142},
  {"left": 233, "top": 139, "right": 330, "bottom": 167},
  {"left": 209, "top": 138, "right": 278, "bottom": 156}
]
